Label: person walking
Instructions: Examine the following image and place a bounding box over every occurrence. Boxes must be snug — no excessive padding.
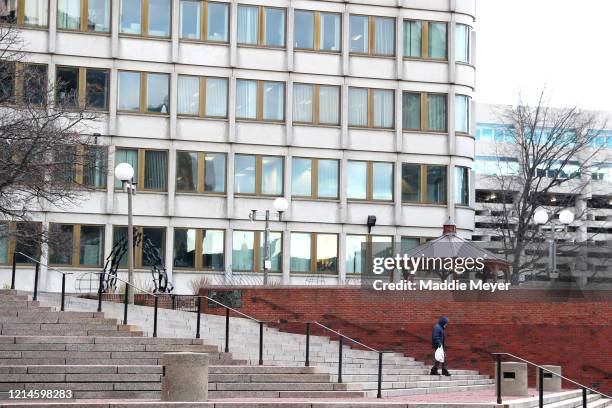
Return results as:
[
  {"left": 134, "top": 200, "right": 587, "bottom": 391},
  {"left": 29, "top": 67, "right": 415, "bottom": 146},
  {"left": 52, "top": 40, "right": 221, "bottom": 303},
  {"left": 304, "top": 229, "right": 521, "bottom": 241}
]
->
[{"left": 430, "top": 316, "right": 451, "bottom": 376}]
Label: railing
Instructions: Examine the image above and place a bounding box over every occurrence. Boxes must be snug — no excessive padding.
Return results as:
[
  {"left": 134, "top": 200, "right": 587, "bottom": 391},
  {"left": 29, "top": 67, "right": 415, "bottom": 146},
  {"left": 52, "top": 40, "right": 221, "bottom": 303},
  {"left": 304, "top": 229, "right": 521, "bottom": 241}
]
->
[{"left": 492, "top": 353, "right": 611, "bottom": 408}]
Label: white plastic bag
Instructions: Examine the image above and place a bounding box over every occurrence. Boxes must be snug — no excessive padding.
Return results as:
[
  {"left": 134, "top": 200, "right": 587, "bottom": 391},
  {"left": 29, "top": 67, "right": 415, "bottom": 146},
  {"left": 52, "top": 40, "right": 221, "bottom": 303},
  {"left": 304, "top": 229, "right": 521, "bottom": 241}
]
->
[{"left": 435, "top": 346, "right": 445, "bottom": 362}]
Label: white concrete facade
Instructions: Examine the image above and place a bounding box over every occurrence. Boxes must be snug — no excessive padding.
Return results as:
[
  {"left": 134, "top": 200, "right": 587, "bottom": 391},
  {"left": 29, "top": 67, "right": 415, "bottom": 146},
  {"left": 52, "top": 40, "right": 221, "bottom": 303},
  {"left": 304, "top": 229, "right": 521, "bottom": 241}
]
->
[{"left": 1, "top": 0, "right": 477, "bottom": 293}]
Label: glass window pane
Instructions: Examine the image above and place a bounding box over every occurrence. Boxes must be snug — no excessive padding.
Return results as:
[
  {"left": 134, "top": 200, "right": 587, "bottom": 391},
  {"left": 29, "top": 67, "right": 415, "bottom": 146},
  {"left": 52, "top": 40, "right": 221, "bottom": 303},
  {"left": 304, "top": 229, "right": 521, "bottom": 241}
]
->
[
  {"left": 316, "top": 234, "right": 337, "bottom": 273},
  {"left": 372, "top": 235, "right": 393, "bottom": 258},
  {"left": 372, "top": 162, "right": 393, "bottom": 201},
  {"left": 264, "top": 7, "right": 285, "bottom": 47},
  {"left": 349, "top": 15, "right": 368, "bottom": 53},
  {"left": 427, "top": 165, "right": 446, "bottom": 204},
  {"left": 404, "top": 20, "right": 421, "bottom": 57},
  {"left": 373, "top": 17, "right": 394, "bottom": 55},
  {"left": 177, "top": 75, "right": 199, "bottom": 115},
  {"left": 291, "top": 158, "right": 312, "bottom": 197},
  {"left": 455, "top": 166, "right": 469, "bottom": 205},
  {"left": 290, "top": 233, "right": 310, "bottom": 272},
  {"left": 202, "top": 230, "right": 224, "bottom": 270},
  {"left": 372, "top": 89, "right": 393, "bottom": 128},
  {"left": 142, "top": 227, "right": 165, "bottom": 266},
  {"left": 180, "top": 0, "right": 200, "bottom": 39},
  {"left": 318, "top": 86, "right": 339, "bottom": 125},
  {"left": 348, "top": 88, "right": 368, "bottom": 127},
  {"left": 80, "top": 225, "right": 103, "bottom": 266},
  {"left": 236, "top": 79, "right": 257, "bottom": 119},
  {"left": 118, "top": 71, "right": 141, "bottom": 111},
  {"left": 263, "top": 81, "right": 284, "bottom": 121},
  {"left": 120, "top": 0, "right": 141, "bottom": 34},
  {"left": 234, "top": 154, "right": 256, "bottom": 194},
  {"left": 401, "top": 237, "right": 420, "bottom": 252},
  {"left": 347, "top": 161, "right": 367, "bottom": 199},
  {"left": 204, "top": 153, "right": 225, "bottom": 193},
  {"left": 112, "top": 226, "right": 128, "bottom": 267},
  {"left": 0, "top": 0, "right": 17, "bottom": 24},
  {"left": 146, "top": 73, "right": 169, "bottom": 113},
  {"left": 15, "top": 223, "right": 40, "bottom": 264},
  {"left": 83, "top": 146, "right": 107, "bottom": 188},
  {"left": 114, "top": 149, "right": 138, "bottom": 189},
  {"left": 58, "top": 0, "right": 80, "bottom": 30},
  {"left": 205, "top": 78, "right": 227, "bottom": 117},
  {"left": 455, "top": 94, "right": 470, "bottom": 133},
  {"left": 144, "top": 150, "right": 167, "bottom": 190},
  {"left": 176, "top": 151, "right": 198, "bottom": 191},
  {"left": 260, "top": 231, "right": 281, "bottom": 272},
  {"left": 293, "top": 83, "right": 313, "bottom": 123},
  {"left": 173, "top": 228, "right": 196, "bottom": 268},
  {"left": 402, "top": 92, "right": 421, "bottom": 129},
  {"left": 0, "top": 224, "right": 8, "bottom": 264},
  {"left": 427, "top": 94, "right": 446, "bottom": 131},
  {"left": 319, "top": 12, "right": 340, "bottom": 51},
  {"left": 147, "top": 0, "right": 169, "bottom": 36},
  {"left": 237, "top": 5, "right": 259, "bottom": 44},
  {"left": 261, "top": 156, "right": 283, "bottom": 195},
  {"left": 87, "top": 0, "right": 110, "bottom": 32},
  {"left": 23, "top": 0, "right": 48, "bottom": 26},
  {"left": 317, "top": 159, "right": 338, "bottom": 198},
  {"left": 207, "top": 2, "right": 228, "bottom": 41},
  {"left": 455, "top": 24, "right": 469, "bottom": 63},
  {"left": 86, "top": 68, "right": 109, "bottom": 109},
  {"left": 294, "top": 10, "right": 314, "bottom": 49},
  {"left": 346, "top": 235, "right": 366, "bottom": 274},
  {"left": 232, "top": 230, "right": 254, "bottom": 271},
  {"left": 49, "top": 224, "right": 73, "bottom": 265},
  {"left": 56, "top": 67, "right": 79, "bottom": 107},
  {"left": 0, "top": 62, "right": 15, "bottom": 102},
  {"left": 428, "top": 22, "right": 447, "bottom": 59},
  {"left": 401, "top": 163, "right": 420, "bottom": 202},
  {"left": 23, "top": 64, "right": 47, "bottom": 105}
]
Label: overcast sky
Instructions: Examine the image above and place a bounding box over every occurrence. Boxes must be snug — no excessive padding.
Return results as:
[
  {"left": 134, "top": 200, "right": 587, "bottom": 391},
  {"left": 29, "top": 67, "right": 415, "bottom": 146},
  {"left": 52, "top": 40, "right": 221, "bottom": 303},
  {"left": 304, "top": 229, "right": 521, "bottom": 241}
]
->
[{"left": 476, "top": 0, "right": 612, "bottom": 112}]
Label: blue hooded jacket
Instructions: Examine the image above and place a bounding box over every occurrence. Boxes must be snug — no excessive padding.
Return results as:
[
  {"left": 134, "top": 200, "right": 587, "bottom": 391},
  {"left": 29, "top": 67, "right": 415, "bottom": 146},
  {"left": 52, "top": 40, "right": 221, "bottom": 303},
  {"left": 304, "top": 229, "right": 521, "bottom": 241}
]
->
[{"left": 431, "top": 317, "right": 448, "bottom": 348}]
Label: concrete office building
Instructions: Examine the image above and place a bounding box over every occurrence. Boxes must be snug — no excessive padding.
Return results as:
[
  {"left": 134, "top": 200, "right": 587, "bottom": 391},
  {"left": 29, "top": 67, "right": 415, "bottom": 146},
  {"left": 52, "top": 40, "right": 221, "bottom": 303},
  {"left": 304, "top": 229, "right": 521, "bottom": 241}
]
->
[{"left": 0, "top": 0, "right": 477, "bottom": 293}]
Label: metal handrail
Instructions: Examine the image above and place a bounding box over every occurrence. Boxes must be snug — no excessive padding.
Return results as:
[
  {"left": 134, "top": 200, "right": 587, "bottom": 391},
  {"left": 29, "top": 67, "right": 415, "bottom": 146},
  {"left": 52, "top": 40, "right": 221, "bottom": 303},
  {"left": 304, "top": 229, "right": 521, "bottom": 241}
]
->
[
  {"left": 14, "top": 252, "right": 74, "bottom": 275},
  {"left": 313, "top": 321, "right": 380, "bottom": 353},
  {"left": 198, "top": 295, "right": 263, "bottom": 323},
  {"left": 492, "top": 352, "right": 611, "bottom": 399},
  {"left": 90, "top": 271, "right": 158, "bottom": 298}
]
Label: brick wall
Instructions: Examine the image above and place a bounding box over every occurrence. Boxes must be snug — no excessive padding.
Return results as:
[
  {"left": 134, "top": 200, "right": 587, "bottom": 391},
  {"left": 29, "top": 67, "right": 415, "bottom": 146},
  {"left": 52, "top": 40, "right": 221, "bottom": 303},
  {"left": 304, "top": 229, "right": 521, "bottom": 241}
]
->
[{"left": 197, "top": 286, "right": 612, "bottom": 394}]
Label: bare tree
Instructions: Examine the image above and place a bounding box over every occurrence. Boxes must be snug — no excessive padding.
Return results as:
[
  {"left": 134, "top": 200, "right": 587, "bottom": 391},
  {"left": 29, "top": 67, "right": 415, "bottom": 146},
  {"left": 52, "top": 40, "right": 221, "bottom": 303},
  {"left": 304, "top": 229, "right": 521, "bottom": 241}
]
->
[{"left": 479, "top": 91, "right": 610, "bottom": 283}]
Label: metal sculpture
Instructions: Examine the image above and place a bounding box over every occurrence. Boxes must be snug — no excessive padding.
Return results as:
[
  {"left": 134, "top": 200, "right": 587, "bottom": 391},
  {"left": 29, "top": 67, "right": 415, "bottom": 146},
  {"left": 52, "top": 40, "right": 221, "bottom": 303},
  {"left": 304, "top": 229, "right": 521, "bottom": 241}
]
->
[{"left": 100, "top": 231, "right": 173, "bottom": 294}]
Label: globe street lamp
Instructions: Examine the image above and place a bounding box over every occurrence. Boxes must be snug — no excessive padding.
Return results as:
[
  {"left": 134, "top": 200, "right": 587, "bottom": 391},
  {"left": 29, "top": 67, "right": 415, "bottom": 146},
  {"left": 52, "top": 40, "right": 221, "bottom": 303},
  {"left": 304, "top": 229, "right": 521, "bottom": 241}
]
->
[
  {"left": 533, "top": 209, "right": 575, "bottom": 279},
  {"left": 115, "top": 163, "right": 135, "bottom": 304},
  {"left": 249, "top": 198, "right": 289, "bottom": 285}
]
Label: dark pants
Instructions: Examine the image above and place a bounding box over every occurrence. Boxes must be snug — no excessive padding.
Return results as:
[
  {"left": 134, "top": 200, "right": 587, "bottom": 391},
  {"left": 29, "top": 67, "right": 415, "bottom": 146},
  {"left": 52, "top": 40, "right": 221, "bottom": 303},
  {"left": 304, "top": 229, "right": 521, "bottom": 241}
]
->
[{"left": 432, "top": 347, "right": 448, "bottom": 371}]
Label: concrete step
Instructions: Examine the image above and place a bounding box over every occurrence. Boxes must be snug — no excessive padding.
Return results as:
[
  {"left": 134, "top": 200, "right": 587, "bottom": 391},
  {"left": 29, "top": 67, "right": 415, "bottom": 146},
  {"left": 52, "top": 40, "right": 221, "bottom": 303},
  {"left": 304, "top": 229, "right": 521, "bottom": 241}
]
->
[
  {"left": 371, "top": 383, "right": 495, "bottom": 397},
  {"left": 510, "top": 390, "right": 585, "bottom": 408},
  {"left": 543, "top": 395, "right": 603, "bottom": 408},
  {"left": 0, "top": 335, "right": 209, "bottom": 345},
  {"left": 587, "top": 398, "right": 612, "bottom": 408}
]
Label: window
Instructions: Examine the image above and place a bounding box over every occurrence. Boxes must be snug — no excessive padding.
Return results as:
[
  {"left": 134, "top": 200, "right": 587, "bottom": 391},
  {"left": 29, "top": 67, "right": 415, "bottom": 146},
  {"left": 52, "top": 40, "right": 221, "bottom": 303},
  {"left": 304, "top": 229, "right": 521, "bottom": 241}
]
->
[
  {"left": 401, "top": 236, "right": 430, "bottom": 252},
  {"left": 2, "top": 0, "right": 48, "bottom": 26},
  {"left": 290, "top": 232, "right": 338, "bottom": 274},
  {"left": 234, "top": 154, "right": 283, "bottom": 196},
  {"left": 237, "top": 5, "right": 285, "bottom": 47},
  {"left": 115, "top": 148, "right": 168, "bottom": 191},
  {"left": 118, "top": 71, "right": 169, "bottom": 114},
  {"left": 401, "top": 163, "right": 447, "bottom": 204},
  {"left": 294, "top": 10, "right": 340, "bottom": 52},
  {"left": 232, "top": 230, "right": 282, "bottom": 272},
  {"left": 403, "top": 20, "right": 446, "bottom": 60},
  {"left": 56, "top": 66, "right": 110, "bottom": 110},
  {"left": 346, "top": 235, "right": 392, "bottom": 274},
  {"left": 455, "top": 23, "right": 471, "bottom": 63},
  {"left": 347, "top": 161, "right": 393, "bottom": 201},
  {"left": 0, "top": 222, "right": 41, "bottom": 265},
  {"left": 112, "top": 226, "right": 165, "bottom": 268},
  {"left": 49, "top": 224, "right": 104, "bottom": 267},
  {"left": 58, "top": 0, "right": 110, "bottom": 32},
  {"left": 236, "top": 79, "right": 285, "bottom": 122},
  {"left": 177, "top": 75, "right": 228, "bottom": 118},
  {"left": 120, "top": 0, "right": 170, "bottom": 37},
  {"left": 179, "top": 1, "right": 228, "bottom": 42},
  {"left": 348, "top": 87, "right": 394, "bottom": 129},
  {"left": 173, "top": 228, "right": 224, "bottom": 270},
  {"left": 58, "top": 145, "right": 107, "bottom": 189},
  {"left": 349, "top": 15, "right": 395, "bottom": 56},
  {"left": 474, "top": 156, "right": 520, "bottom": 176},
  {"left": 455, "top": 95, "right": 470, "bottom": 133},
  {"left": 455, "top": 166, "right": 469, "bottom": 205},
  {"left": 293, "top": 83, "right": 340, "bottom": 125},
  {"left": 402, "top": 92, "right": 447, "bottom": 132},
  {"left": 291, "top": 157, "right": 339, "bottom": 199},
  {"left": 0, "top": 63, "right": 48, "bottom": 105},
  {"left": 176, "top": 151, "right": 225, "bottom": 193}
]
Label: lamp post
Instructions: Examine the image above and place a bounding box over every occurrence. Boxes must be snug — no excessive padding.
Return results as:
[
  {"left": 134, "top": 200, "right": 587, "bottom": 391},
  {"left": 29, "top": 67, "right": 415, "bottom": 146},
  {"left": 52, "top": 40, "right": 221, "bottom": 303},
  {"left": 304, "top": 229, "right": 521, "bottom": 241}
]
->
[
  {"left": 533, "top": 209, "right": 575, "bottom": 279},
  {"left": 249, "top": 198, "right": 289, "bottom": 285},
  {"left": 115, "top": 163, "right": 135, "bottom": 304}
]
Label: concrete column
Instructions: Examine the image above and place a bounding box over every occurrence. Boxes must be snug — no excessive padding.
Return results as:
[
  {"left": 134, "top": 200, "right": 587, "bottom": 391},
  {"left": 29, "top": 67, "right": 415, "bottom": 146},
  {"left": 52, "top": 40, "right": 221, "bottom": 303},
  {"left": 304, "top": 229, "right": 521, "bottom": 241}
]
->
[
  {"left": 171, "top": 0, "right": 180, "bottom": 63},
  {"left": 286, "top": 6, "right": 294, "bottom": 72},
  {"left": 226, "top": 149, "right": 235, "bottom": 220},
  {"left": 341, "top": 8, "right": 350, "bottom": 76},
  {"left": 169, "top": 73, "right": 178, "bottom": 140},
  {"left": 395, "top": 13, "right": 403, "bottom": 80},
  {"left": 228, "top": 74, "right": 236, "bottom": 144},
  {"left": 167, "top": 147, "right": 176, "bottom": 217},
  {"left": 340, "top": 83, "right": 349, "bottom": 150},
  {"left": 39, "top": 222, "right": 49, "bottom": 291},
  {"left": 110, "top": 0, "right": 120, "bottom": 58},
  {"left": 106, "top": 145, "right": 116, "bottom": 214},
  {"left": 108, "top": 68, "right": 118, "bottom": 136},
  {"left": 286, "top": 77, "right": 293, "bottom": 146},
  {"left": 282, "top": 229, "right": 290, "bottom": 284},
  {"left": 48, "top": 0, "right": 57, "bottom": 53},
  {"left": 224, "top": 226, "right": 233, "bottom": 284},
  {"left": 229, "top": 2, "right": 238, "bottom": 67},
  {"left": 161, "top": 352, "right": 208, "bottom": 401},
  {"left": 339, "top": 156, "right": 348, "bottom": 224},
  {"left": 338, "top": 231, "right": 346, "bottom": 283},
  {"left": 165, "top": 225, "right": 174, "bottom": 285},
  {"left": 394, "top": 160, "right": 402, "bottom": 230},
  {"left": 103, "top": 223, "right": 113, "bottom": 268}
]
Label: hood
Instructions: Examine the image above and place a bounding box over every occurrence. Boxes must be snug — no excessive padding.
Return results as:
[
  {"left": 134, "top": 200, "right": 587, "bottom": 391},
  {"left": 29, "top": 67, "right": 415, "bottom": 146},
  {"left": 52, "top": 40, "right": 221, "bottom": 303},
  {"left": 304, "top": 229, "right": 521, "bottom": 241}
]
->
[{"left": 438, "top": 317, "right": 449, "bottom": 327}]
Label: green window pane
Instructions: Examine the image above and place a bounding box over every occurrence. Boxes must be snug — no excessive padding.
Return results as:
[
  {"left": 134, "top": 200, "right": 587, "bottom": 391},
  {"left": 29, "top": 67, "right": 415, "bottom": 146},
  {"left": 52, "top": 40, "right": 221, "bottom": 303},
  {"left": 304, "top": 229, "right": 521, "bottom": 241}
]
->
[
  {"left": 176, "top": 151, "right": 198, "bottom": 192},
  {"left": 204, "top": 153, "right": 225, "bottom": 193},
  {"left": 291, "top": 158, "right": 312, "bottom": 197},
  {"left": 402, "top": 92, "right": 421, "bottom": 129},
  {"left": 290, "top": 232, "right": 311, "bottom": 272},
  {"left": 347, "top": 161, "right": 367, "bottom": 199},
  {"left": 317, "top": 159, "right": 338, "bottom": 199},
  {"left": 234, "top": 155, "right": 256, "bottom": 194},
  {"left": 173, "top": 228, "right": 196, "bottom": 268},
  {"left": 80, "top": 225, "right": 104, "bottom": 266},
  {"left": 143, "top": 150, "right": 167, "bottom": 190},
  {"left": 232, "top": 230, "right": 254, "bottom": 271},
  {"left": 401, "top": 163, "right": 421, "bottom": 202}
]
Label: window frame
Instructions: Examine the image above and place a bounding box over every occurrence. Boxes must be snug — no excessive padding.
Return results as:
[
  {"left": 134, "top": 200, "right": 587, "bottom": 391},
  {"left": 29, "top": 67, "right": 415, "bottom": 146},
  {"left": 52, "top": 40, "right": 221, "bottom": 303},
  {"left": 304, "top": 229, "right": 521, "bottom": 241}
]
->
[
  {"left": 173, "top": 227, "right": 225, "bottom": 271},
  {"left": 1, "top": 62, "right": 48, "bottom": 105},
  {"left": 119, "top": 0, "right": 171, "bottom": 38},
  {"left": 235, "top": 79, "right": 285, "bottom": 123},
  {"left": 8, "top": 0, "right": 49, "bottom": 27},
  {"left": 112, "top": 225, "right": 166, "bottom": 269},
  {"left": 292, "top": 83, "right": 340, "bottom": 126},
  {"left": 402, "top": 19, "right": 448, "bottom": 61},
  {"left": 177, "top": 75, "right": 228, "bottom": 118},
  {"left": 234, "top": 154, "right": 284, "bottom": 197},
  {"left": 175, "top": 150, "right": 226, "bottom": 195},
  {"left": 115, "top": 148, "right": 168, "bottom": 192},
  {"left": 55, "top": 65, "right": 110, "bottom": 111},
  {"left": 455, "top": 94, "right": 471, "bottom": 134},
  {"left": 347, "top": 160, "right": 394, "bottom": 202},
  {"left": 402, "top": 91, "right": 448, "bottom": 132},
  {"left": 290, "top": 232, "right": 338, "bottom": 275},
  {"left": 401, "top": 163, "right": 448, "bottom": 205},
  {"left": 56, "top": 0, "right": 111, "bottom": 33},
  {"left": 232, "top": 229, "right": 283, "bottom": 273},
  {"left": 291, "top": 157, "right": 339, "bottom": 200},
  {"left": 349, "top": 14, "right": 396, "bottom": 57},
  {"left": 0, "top": 222, "right": 42, "bottom": 265},
  {"left": 345, "top": 234, "right": 393, "bottom": 276},
  {"left": 236, "top": 4, "right": 286, "bottom": 48},
  {"left": 348, "top": 87, "right": 395, "bottom": 129},
  {"left": 293, "top": 9, "right": 341, "bottom": 53},
  {"left": 117, "top": 70, "right": 170, "bottom": 115},
  {"left": 61, "top": 144, "right": 108, "bottom": 189},
  {"left": 48, "top": 223, "right": 105, "bottom": 267},
  {"left": 455, "top": 166, "right": 470, "bottom": 206},
  {"left": 179, "top": 0, "right": 229, "bottom": 43},
  {"left": 455, "top": 23, "right": 471, "bottom": 64}
]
